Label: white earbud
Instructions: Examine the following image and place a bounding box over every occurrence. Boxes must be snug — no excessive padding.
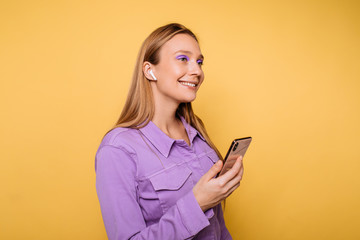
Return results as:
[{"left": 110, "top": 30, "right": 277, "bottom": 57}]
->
[{"left": 149, "top": 70, "right": 157, "bottom": 81}]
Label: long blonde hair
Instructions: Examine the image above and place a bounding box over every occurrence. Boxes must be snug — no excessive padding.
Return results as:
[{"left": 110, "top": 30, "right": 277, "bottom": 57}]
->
[{"left": 112, "top": 23, "right": 222, "bottom": 159}]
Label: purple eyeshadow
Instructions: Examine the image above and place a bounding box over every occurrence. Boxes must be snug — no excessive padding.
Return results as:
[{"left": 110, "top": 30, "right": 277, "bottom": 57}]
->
[
  {"left": 176, "top": 55, "right": 190, "bottom": 61},
  {"left": 176, "top": 54, "right": 203, "bottom": 65}
]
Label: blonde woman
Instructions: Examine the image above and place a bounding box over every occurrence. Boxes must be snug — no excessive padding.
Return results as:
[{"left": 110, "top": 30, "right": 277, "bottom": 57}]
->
[{"left": 95, "top": 23, "right": 244, "bottom": 240}]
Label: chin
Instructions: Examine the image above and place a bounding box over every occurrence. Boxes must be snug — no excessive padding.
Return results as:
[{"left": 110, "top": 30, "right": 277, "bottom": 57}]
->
[{"left": 180, "top": 95, "right": 197, "bottom": 103}]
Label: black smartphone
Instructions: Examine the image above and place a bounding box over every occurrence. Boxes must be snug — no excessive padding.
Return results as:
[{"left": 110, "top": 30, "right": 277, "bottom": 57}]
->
[{"left": 217, "top": 137, "right": 252, "bottom": 177}]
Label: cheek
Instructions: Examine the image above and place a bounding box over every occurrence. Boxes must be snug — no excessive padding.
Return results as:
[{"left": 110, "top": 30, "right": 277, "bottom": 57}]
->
[
  {"left": 172, "top": 67, "right": 186, "bottom": 78},
  {"left": 199, "top": 73, "right": 205, "bottom": 85},
  {"left": 163, "top": 63, "right": 186, "bottom": 77}
]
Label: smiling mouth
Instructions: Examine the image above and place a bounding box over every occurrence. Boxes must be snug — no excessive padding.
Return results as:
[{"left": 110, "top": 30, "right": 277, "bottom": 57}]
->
[{"left": 178, "top": 80, "right": 197, "bottom": 87}]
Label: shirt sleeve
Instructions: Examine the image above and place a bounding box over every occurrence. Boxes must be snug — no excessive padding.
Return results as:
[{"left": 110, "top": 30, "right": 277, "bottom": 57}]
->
[{"left": 95, "top": 145, "right": 210, "bottom": 240}]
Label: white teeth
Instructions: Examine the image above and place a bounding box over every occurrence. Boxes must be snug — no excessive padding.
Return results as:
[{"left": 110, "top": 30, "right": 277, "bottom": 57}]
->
[{"left": 179, "top": 81, "right": 196, "bottom": 87}]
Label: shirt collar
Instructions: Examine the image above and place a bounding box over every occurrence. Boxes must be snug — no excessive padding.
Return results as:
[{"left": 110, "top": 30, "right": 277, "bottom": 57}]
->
[
  {"left": 179, "top": 116, "right": 206, "bottom": 143},
  {"left": 139, "top": 116, "right": 205, "bottom": 158}
]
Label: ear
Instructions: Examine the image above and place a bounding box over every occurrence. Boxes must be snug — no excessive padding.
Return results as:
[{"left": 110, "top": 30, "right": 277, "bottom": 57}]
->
[{"left": 143, "top": 62, "right": 156, "bottom": 81}]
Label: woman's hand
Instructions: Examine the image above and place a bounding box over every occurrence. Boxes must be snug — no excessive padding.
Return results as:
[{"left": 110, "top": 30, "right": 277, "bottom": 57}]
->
[{"left": 192, "top": 156, "right": 244, "bottom": 212}]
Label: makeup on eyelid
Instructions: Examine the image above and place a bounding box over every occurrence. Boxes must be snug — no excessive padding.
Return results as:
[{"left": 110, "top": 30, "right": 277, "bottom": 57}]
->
[
  {"left": 176, "top": 55, "right": 189, "bottom": 61},
  {"left": 176, "top": 55, "right": 203, "bottom": 65}
]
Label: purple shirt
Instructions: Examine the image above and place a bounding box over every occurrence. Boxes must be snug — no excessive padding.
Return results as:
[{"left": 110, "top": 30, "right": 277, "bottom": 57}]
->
[{"left": 95, "top": 117, "right": 232, "bottom": 240}]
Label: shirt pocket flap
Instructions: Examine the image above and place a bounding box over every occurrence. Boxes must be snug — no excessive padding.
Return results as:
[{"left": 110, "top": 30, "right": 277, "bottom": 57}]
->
[
  {"left": 207, "top": 151, "right": 220, "bottom": 163},
  {"left": 149, "top": 164, "right": 192, "bottom": 191}
]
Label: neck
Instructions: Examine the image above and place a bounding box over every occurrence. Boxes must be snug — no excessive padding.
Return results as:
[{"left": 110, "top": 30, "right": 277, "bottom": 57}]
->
[
  {"left": 150, "top": 82, "right": 190, "bottom": 145},
  {"left": 150, "top": 81, "right": 181, "bottom": 134},
  {"left": 152, "top": 100, "right": 180, "bottom": 136}
]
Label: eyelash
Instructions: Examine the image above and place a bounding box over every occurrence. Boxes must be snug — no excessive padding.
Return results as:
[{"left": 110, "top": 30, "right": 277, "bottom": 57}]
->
[{"left": 176, "top": 55, "right": 204, "bottom": 66}]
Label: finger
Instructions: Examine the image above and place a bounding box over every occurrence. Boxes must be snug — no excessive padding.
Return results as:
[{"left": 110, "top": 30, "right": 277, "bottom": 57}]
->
[
  {"left": 223, "top": 159, "right": 244, "bottom": 193},
  {"left": 225, "top": 182, "right": 241, "bottom": 198},
  {"left": 239, "top": 161, "right": 244, "bottom": 178},
  {"left": 224, "top": 167, "right": 243, "bottom": 191},
  {"left": 217, "top": 156, "right": 242, "bottom": 183},
  {"left": 230, "top": 159, "right": 244, "bottom": 183},
  {"left": 204, "top": 160, "right": 223, "bottom": 181},
  {"left": 224, "top": 156, "right": 244, "bottom": 183},
  {"left": 235, "top": 157, "right": 244, "bottom": 176}
]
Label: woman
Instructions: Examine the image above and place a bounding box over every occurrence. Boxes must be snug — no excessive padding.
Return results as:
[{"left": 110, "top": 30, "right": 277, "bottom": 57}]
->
[{"left": 95, "top": 23, "right": 244, "bottom": 240}]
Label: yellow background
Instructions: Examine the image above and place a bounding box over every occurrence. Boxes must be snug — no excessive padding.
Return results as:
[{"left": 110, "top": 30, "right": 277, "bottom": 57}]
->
[{"left": 1, "top": 0, "right": 359, "bottom": 239}]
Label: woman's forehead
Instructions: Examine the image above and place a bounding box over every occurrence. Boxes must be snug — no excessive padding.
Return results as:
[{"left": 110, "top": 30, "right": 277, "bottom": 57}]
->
[{"left": 160, "top": 34, "right": 202, "bottom": 57}]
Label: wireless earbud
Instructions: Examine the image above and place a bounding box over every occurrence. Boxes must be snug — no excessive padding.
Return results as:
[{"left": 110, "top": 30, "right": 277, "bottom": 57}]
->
[{"left": 149, "top": 70, "right": 157, "bottom": 81}]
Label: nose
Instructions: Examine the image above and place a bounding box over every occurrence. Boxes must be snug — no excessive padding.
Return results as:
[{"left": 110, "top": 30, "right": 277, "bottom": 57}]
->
[{"left": 189, "top": 60, "right": 203, "bottom": 77}]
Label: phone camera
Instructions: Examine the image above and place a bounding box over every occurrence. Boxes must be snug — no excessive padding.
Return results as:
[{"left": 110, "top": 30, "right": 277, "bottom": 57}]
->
[{"left": 233, "top": 142, "right": 239, "bottom": 151}]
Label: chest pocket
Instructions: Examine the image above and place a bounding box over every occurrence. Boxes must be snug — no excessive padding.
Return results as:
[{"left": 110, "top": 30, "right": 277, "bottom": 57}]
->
[
  {"left": 198, "top": 150, "right": 219, "bottom": 175},
  {"left": 148, "top": 163, "right": 194, "bottom": 214},
  {"left": 207, "top": 151, "right": 219, "bottom": 164}
]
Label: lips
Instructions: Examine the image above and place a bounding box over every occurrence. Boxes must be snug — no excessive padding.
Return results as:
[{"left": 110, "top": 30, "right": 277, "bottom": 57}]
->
[{"left": 178, "top": 80, "right": 198, "bottom": 87}]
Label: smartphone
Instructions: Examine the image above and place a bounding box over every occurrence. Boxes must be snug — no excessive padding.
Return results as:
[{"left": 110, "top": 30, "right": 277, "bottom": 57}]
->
[{"left": 217, "top": 137, "right": 252, "bottom": 177}]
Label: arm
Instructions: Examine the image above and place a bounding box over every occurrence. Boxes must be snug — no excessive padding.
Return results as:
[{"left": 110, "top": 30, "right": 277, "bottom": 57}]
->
[{"left": 95, "top": 145, "right": 210, "bottom": 240}]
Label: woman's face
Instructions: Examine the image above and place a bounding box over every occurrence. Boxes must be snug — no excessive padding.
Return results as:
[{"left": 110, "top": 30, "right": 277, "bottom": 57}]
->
[{"left": 151, "top": 33, "right": 204, "bottom": 105}]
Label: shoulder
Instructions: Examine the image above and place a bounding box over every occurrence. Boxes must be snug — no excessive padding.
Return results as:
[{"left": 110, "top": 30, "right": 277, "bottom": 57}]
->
[
  {"left": 98, "top": 127, "right": 141, "bottom": 155},
  {"left": 95, "top": 127, "right": 141, "bottom": 171}
]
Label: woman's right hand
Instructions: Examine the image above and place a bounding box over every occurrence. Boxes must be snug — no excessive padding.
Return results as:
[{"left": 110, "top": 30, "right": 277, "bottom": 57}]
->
[{"left": 192, "top": 156, "right": 244, "bottom": 212}]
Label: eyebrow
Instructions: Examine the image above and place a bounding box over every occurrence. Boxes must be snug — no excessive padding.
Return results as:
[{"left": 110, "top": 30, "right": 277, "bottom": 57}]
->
[{"left": 174, "top": 50, "right": 204, "bottom": 60}]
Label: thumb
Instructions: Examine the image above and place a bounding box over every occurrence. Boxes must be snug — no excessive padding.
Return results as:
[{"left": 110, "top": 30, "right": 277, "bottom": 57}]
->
[{"left": 204, "top": 160, "right": 223, "bottom": 181}]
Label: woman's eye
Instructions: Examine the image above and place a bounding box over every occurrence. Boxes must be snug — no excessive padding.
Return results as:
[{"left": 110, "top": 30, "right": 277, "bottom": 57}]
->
[
  {"left": 176, "top": 55, "right": 189, "bottom": 62},
  {"left": 197, "top": 59, "right": 204, "bottom": 65}
]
